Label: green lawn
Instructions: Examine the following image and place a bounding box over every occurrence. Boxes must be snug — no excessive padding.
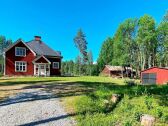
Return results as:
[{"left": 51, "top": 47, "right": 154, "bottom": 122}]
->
[{"left": 0, "top": 76, "right": 168, "bottom": 126}]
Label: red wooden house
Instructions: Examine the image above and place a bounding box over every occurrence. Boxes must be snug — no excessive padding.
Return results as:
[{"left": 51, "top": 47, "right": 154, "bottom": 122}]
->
[
  {"left": 141, "top": 67, "right": 168, "bottom": 85},
  {"left": 4, "top": 36, "right": 62, "bottom": 76}
]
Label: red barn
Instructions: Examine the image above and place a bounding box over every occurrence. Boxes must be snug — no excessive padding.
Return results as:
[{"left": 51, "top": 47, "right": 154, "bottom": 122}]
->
[
  {"left": 141, "top": 67, "right": 168, "bottom": 85},
  {"left": 4, "top": 36, "right": 62, "bottom": 76}
]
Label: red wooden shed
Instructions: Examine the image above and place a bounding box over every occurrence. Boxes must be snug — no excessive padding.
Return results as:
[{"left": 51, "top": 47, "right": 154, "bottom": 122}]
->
[{"left": 141, "top": 67, "right": 168, "bottom": 85}]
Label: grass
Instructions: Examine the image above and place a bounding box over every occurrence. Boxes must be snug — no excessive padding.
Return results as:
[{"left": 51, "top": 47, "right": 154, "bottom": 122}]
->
[
  {"left": 0, "top": 76, "right": 120, "bottom": 100},
  {"left": 0, "top": 76, "right": 168, "bottom": 126}
]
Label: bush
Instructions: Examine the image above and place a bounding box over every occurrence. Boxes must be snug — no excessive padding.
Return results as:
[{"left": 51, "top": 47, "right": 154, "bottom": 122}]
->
[
  {"left": 134, "top": 112, "right": 143, "bottom": 121},
  {"left": 144, "top": 96, "right": 153, "bottom": 110},
  {"left": 125, "top": 79, "right": 136, "bottom": 86},
  {"left": 156, "top": 108, "right": 163, "bottom": 118},
  {"left": 161, "top": 114, "right": 168, "bottom": 123}
]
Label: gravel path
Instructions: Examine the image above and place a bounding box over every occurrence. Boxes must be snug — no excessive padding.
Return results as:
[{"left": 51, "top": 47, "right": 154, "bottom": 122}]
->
[{"left": 0, "top": 89, "right": 76, "bottom": 126}]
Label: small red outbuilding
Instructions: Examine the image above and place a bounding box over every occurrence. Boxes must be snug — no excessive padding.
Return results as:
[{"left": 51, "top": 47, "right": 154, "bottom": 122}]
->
[{"left": 141, "top": 67, "right": 168, "bottom": 85}]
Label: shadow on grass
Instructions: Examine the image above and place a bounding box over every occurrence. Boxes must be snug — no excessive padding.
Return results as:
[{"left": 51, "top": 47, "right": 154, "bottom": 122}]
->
[
  {"left": 23, "top": 80, "right": 168, "bottom": 106},
  {"left": 0, "top": 77, "right": 168, "bottom": 107},
  {"left": 0, "top": 80, "right": 61, "bottom": 86}
]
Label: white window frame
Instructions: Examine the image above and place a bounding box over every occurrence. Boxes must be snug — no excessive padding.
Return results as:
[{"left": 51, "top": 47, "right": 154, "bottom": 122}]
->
[
  {"left": 15, "top": 47, "right": 26, "bottom": 57},
  {"left": 15, "top": 61, "right": 27, "bottom": 72},
  {"left": 53, "top": 62, "right": 59, "bottom": 69}
]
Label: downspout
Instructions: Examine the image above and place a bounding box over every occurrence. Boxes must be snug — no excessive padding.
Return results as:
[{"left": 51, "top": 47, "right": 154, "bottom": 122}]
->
[{"left": 3, "top": 52, "right": 6, "bottom": 76}]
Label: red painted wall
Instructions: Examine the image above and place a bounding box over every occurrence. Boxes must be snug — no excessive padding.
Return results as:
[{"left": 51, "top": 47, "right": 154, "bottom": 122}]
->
[
  {"left": 101, "top": 66, "right": 110, "bottom": 76},
  {"left": 141, "top": 67, "right": 168, "bottom": 85},
  {"left": 47, "top": 57, "right": 61, "bottom": 76},
  {"left": 5, "top": 42, "right": 35, "bottom": 76}
]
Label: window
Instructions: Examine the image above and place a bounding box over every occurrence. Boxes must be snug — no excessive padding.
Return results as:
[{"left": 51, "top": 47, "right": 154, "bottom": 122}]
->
[
  {"left": 53, "top": 62, "right": 59, "bottom": 69},
  {"left": 15, "top": 61, "right": 27, "bottom": 72},
  {"left": 15, "top": 47, "right": 26, "bottom": 56}
]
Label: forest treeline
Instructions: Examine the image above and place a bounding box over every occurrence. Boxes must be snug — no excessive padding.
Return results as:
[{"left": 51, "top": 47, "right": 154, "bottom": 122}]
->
[
  {"left": 62, "top": 11, "right": 168, "bottom": 77},
  {"left": 97, "top": 12, "right": 168, "bottom": 76},
  {"left": 61, "top": 51, "right": 99, "bottom": 76}
]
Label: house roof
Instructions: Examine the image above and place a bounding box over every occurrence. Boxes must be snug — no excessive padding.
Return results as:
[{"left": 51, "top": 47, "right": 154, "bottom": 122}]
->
[
  {"left": 26, "top": 40, "right": 61, "bottom": 57},
  {"left": 105, "top": 65, "right": 135, "bottom": 71},
  {"left": 141, "top": 66, "right": 168, "bottom": 72},
  {"left": 105, "top": 65, "right": 124, "bottom": 71}
]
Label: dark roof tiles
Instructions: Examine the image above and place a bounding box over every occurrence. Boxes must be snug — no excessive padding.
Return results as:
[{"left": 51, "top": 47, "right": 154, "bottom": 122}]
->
[{"left": 26, "top": 40, "right": 61, "bottom": 57}]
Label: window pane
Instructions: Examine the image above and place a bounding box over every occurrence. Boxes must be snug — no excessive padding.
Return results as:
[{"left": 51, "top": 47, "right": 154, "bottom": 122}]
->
[
  {"left": 15, "top": 62, "right": 26, "bottom": 72},
  {"left": 16, "top": 66, "right": 19, "bottom": 71},
  {"left": 17, "top": 50, "right": 19, "bottom": 55},
  {"left": 55, "top": 63, "right": 58, "bottom": 67},
  {"left": 23, "top": 66, "right": 25, "bottom": 71},
  {"left": 19, "top": 49, "right": 22, "bottom": 55},
  {"left": 23, "top": 49, "right": 25, "bottom": 55},
  {"left": 16, "top": 48, "right": 26, "bottom": 56},
  {"left": 53, "top": 62, "right": 59, "bottom": 69},
  {"left": 40, "top": 65, "right": 44, "bottom": 69},
  {"left": 20, "top": 65, "right": 22, "bottom": 71}
]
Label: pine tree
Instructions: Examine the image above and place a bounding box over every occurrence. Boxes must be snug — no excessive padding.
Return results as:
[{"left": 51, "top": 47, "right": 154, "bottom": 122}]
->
[
  {"left": 74, "top": 29, "right": 88, "bottom": 63},
  {"left": 87, "top": 50, "right": 93, "bottom": 75}
]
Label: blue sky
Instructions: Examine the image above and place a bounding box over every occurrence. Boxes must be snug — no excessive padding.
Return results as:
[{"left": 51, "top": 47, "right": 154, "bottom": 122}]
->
[{"left": 0, "top": 0, "right": 167, "bottom": 61}]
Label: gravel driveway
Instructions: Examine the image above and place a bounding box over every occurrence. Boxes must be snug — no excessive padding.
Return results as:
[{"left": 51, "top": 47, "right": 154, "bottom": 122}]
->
[{"left": 0, "top": 89, "right": 76, "bottom": 126}]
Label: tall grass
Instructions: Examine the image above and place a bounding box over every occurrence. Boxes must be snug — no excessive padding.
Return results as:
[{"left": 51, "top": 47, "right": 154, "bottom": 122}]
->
[{"left": 74, "top": 84, "right": 168, "bottom": 126}]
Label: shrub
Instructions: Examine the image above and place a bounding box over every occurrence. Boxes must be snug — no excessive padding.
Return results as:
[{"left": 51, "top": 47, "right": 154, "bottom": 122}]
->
[
  {"left": 156, "top": 108, "right": 163, "bottom": 118},
  {"left": 125, "top": 122, "right": 132, "bottom": 126},
  {"left": 134, "top": 112, "right": 143, "bottom": 121},
  {"left": 144, "top": 96, "right": 153, "bottom": 110},
  {"left": 102, "top": 99, "right": 117, "bottom": 113},
  {"left": 161, "top": 114, "right": 168, "bottom": 123},
  {"left": 125, "top": 79, "right": 136, "bottom": 86}
]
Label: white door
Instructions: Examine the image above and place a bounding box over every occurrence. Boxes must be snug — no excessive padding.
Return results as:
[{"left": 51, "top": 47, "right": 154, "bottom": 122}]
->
[{"left": 39, "top": 64, "right": 46, "bottom": 76}]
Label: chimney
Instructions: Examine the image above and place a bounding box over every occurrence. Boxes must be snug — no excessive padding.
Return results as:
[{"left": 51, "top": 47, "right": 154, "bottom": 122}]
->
[{"left": 34, "top": 36, "right": 41, "bottom": 41}]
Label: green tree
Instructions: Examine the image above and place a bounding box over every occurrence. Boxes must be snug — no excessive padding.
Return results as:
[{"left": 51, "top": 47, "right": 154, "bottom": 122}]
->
[
  {"left": 74, "top": 55, "right": 82, "bottom": 75},
  {"left": 91, "top": 64, "right": 99, "bottom": 76},
  {"left": 97, "top": 37, "right": 113, "bottom": 72},
  {"left": 137, "top": 15, "right": 157, "bottom": 70},
  {"left": 157, "top": 11, "right": 168, "bottom": 66},
  {"left": 112, "top": 18, "right": 138, "bottom": 67},
  {"left": 68, "top": 60, "right": 75, "bottom": 75},
  {"left": 61, "top": 62, "right": 65, "bottom": 75},
  {"left": 87, "top": 50, "right": 93, "bottom": 75},
  {"left": 74, "top": 29, "right": 88, "bottom": 63},
  {"left": 0, "top": 36, "right": 12, "bottom": 73}
]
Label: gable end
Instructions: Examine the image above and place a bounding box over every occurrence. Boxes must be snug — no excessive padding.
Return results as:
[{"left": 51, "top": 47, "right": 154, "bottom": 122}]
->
[{"left": 5, "top": 39, "right": 36, "bottom": 56}]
